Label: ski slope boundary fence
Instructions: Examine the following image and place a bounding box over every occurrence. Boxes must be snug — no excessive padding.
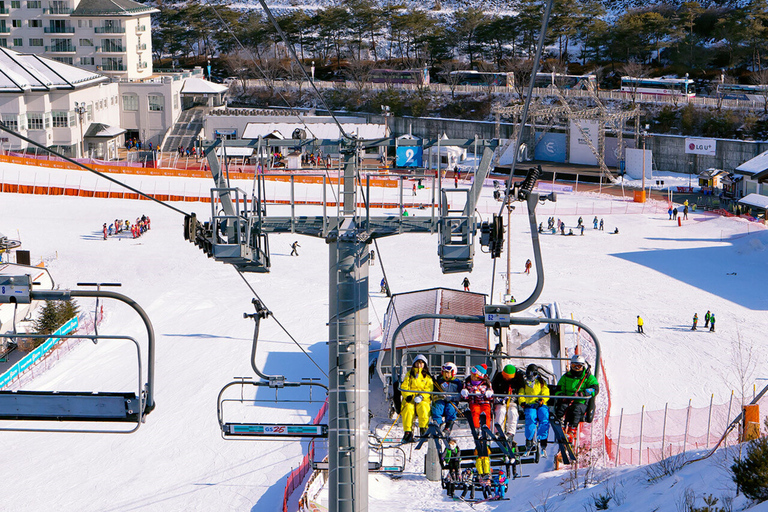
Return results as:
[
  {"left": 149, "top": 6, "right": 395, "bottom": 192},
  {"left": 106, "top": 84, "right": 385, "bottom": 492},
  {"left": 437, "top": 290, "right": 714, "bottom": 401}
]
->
[
  {"left": 283, "top": 398, "right": 328, "bottom": 512},
  {"left": 572, "top": 329, "right": 768, "bottom": 467}
]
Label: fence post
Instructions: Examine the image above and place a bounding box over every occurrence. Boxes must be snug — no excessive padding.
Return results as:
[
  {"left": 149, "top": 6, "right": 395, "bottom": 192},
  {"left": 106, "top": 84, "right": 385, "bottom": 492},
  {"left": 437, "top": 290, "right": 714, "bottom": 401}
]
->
[
  {"left": 706, "top": 394, "right": 714, "bottom": 448},
  {"left": 725, "top": 391, "right": 734, "bottom": 448},
  {"left": 683, "top": 399, "right": 691, "bottom": 454},
  {"left": 603, "top": 413, "right": 607, "bottom": 467},
  {"left": 639, "top": 405, "right": 645, "bottom": 465},
  {"left": 661, "top": 403, "right": 668, "bottom": 460},
  {"left": 616, "top": 407, "right": 623, "bottom": 467}
]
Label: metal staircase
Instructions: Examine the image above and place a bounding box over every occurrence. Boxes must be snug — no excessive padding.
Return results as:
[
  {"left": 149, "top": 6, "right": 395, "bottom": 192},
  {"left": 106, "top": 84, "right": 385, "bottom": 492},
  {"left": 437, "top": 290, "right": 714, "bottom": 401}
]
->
[{"left": 161, "top": 106, "right": 206, "bottom": 152}]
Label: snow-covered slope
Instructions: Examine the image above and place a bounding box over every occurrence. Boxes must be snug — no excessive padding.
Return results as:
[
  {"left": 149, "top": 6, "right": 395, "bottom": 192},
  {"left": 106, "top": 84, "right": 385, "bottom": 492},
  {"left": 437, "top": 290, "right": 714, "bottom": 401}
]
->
[{"left": 0, "top": 161, "right": 766, "bottom": 511}]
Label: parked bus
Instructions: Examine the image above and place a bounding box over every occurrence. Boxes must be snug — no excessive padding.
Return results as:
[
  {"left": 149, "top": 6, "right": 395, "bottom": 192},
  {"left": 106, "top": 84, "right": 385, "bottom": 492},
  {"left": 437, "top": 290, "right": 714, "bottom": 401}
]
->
[
  {"left": 715, "top": 83, "right": 768, "bottom": 103},
  {"left": 447, "top": 70, "right": 514, "bottom": 88},
  {"left": 369, "top": 68, "right": 430, "bottom": 86},
  {"left": 534, "top": 73, "right": 597, "bottom": 90},
  {"left": 620, "top": 76, "right": 696, "bottom": 97}
]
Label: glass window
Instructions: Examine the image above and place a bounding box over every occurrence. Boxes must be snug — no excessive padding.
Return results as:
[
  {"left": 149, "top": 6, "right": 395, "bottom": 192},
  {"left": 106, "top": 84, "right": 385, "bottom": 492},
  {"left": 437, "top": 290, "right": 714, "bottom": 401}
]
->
[
  {"left": 29, "top": 19, "right": 40, "bottom": 27},
  {"left": 12, "top": 37, "right": 21, "bottom": 47},
  {"left": 148, "top": 94, "right": 163, "bottom": 112},
  {"left": 1, "top": 114, "right": 18, "bottom": 131},
  {"left": 86, "top": 104, "right": 92, "bottom": 121},
  {"left": 11, "top": 19, "right": 21, "bottom": 27},
  {"left": 29, "top": 38, "right": 42, "bottom": 46},
  {"left": 27, "top": 113, "right": 43, "bottom": 130},
  {"left": 52, "top": 111, "right": 67, "bottom": 128},
  {"left": 11, "top": 1, "right": 20, "bottom": 7},
  {"left": 79, "top": 38, "right": 92, "bottom": 46},
  {"left": 44, "top": 113, "right": 50, "bottom": 129},
  {"left": 122, "top": 93, "right": 138, "bottom": 111},
  {"left": 27, "top": 0, "right": 41, "bottom": 7},
  {"left": 80, "top": 56, "right": 93, "bottom": 65},
  {"left": 0, "top": 39, "right": 7, "bottom": 49},
  {"left": 69, "top": 111, "right": 76, "bottom": 126},
  {"left": 52, "top": 57, "right": 73, "bottom": 64}
]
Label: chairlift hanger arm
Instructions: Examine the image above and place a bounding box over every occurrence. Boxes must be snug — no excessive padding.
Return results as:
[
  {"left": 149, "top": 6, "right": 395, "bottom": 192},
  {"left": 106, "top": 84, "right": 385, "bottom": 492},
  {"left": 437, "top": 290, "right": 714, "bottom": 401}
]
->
[{"left": 30, "top": 288, "right": 156, "bottom": 412}]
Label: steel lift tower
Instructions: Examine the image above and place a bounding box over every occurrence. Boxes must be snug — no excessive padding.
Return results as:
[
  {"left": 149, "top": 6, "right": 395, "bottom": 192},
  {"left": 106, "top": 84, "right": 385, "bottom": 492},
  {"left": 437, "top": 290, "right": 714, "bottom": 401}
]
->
[{"left": 187, "top": 135, "right": 498, "bottom": 512}]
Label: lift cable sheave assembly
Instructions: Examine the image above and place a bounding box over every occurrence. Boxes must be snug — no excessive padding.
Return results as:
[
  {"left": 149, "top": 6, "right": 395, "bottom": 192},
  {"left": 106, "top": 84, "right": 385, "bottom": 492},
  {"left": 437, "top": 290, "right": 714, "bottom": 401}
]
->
[
  {"left": 217, "top": 298, "right": 329, "bottom": 439},
  {"left": 0, "top": 277, "right": 155, "bottom": 433}
]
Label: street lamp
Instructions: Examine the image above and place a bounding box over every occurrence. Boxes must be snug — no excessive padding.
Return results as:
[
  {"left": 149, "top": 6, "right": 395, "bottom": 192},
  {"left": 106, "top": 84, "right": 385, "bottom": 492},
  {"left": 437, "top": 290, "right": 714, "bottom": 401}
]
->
[
  {"left": 74, "top": 101, "right": 86, "bottom": 158},
  {"left": 641, "top": 123, "right": 649, "bottom": 201}
]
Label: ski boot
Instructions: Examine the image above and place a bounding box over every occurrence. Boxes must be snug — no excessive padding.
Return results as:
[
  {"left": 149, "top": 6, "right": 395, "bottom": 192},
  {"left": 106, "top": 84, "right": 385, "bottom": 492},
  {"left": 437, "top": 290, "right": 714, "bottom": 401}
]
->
[
  {"left": 540, "top": 438, "right": 548, "bottom": 458},
  {"left": 443, "top": 420, "right": 454, "bottom": 437},
  {"left": 402, "top": 431, "right": 414, "bottom": 444}
]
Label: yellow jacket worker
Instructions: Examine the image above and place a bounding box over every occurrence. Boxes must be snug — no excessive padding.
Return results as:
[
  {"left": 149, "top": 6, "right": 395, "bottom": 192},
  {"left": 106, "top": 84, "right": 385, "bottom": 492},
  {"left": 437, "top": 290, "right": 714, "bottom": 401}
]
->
[{"left": 400, "top": 355, "right": 434, "bottom": 443}]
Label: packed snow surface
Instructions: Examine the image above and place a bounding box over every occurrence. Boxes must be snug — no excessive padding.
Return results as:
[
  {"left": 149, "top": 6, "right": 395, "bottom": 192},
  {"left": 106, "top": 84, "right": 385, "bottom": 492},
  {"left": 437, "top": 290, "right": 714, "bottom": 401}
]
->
[{"left": 0, "top": 161, "right": 767, "bottom": 511}]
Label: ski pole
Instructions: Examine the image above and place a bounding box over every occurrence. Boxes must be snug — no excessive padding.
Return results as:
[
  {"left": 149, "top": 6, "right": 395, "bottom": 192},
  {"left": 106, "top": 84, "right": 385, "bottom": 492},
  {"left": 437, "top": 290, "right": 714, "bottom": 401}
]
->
[{"left": 383, "top": 412, "right": 400, "bottom": 441}]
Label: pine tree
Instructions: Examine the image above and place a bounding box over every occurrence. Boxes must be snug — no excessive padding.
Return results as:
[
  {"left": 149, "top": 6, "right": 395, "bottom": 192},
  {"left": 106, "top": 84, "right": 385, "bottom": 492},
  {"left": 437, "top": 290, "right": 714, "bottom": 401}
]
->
[{"left": 731, "top": 417, "right": 768, "bottom": 502}]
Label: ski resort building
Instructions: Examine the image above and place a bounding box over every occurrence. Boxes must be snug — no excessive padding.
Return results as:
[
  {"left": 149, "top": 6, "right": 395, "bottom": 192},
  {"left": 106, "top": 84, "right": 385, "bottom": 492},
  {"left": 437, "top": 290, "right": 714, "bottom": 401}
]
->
[
  {"left": 0, "top": 0, "right": 157, "bottom": 79},
  {"left": 374, "top": 287, "right": 489, "bottom": 386}
]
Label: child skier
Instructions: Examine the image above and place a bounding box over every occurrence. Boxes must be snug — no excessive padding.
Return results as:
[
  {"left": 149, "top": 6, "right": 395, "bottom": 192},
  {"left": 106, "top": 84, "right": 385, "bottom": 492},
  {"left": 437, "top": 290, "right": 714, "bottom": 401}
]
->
[
  {"left": 444, "top": 438, "right": 461, "bottom": 497},
  {"left": 493, "top": 470, "right": 507, "bottom": 498},
  {"left": 459, "top": 469, "right": 475, "bottom": 500},
  {"left": 400, "top": 355, "right": 433, "bottom": 443},
  {"left": 432, "top": 362, "right": 463, "bottom": 435},
  {"left": 704, "top": 310, "right": 711, "bottom": 328},
  {"left": 492, "top": 364, "right": 524, "bottom": 440},
  {"left": 519, "top": 364, "right": 550, "bottom": 455},
  {"left": 461, "top": 365, "right": 493, "bottom": 429},
  {"left": 692, "top": 313, "right": 698, "bottom": 330}
]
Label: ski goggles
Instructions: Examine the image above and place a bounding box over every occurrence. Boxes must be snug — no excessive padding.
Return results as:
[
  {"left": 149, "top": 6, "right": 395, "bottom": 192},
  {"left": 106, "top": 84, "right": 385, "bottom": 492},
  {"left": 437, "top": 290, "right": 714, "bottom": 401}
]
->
[{"left": 571, "top": 363, "right": 584, "bottom": 370}]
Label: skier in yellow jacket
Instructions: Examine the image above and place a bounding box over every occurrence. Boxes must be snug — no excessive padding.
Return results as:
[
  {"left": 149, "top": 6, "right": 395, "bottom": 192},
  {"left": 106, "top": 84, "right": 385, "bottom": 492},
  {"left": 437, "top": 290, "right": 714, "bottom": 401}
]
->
[{"left": 400, "top": 355, "right": 434, "bottom": 443}]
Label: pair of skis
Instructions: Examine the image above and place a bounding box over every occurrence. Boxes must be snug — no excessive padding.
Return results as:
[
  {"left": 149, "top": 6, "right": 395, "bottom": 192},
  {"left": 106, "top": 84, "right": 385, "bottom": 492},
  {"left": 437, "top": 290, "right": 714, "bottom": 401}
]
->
[{"left": 550, "top": 419, "right": 577, "bottom": 468}]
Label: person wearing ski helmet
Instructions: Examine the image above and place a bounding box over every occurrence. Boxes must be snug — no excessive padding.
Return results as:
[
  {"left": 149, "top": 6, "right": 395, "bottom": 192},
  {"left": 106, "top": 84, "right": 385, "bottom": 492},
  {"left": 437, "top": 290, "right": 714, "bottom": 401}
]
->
[
  {"left": 519, "top": 364, "right": 550, "bottom": 454},
  {"left": 431, "top": 361, "right": 463, "bottom": 435},
  {"left": 553, "top": 354, "right": 599, "bottom": 442},
  {"left": 400, "top": 354, "right": 434, "bottom": 443},
  {"left": 492, "top": 364, "right": 524, "bottom": 439},
  {"left": 461, "top": 365, "right": 493, "bottom": 429}
]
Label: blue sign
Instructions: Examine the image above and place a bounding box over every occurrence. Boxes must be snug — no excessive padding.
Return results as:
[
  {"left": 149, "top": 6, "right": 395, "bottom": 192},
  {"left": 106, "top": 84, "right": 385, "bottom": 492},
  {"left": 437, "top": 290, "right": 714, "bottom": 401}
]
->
[
  {"left": 396, "top": 146, "right": 423, "bottom": 168},
  {"left": 533, "top": 133, "right": 566, "bottom": 163}
]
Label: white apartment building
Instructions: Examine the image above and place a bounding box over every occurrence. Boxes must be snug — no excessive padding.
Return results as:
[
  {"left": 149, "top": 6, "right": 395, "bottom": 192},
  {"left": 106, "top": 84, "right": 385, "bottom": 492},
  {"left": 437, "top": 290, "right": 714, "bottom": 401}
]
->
[
  {"left": 1, "top": 47, "right": 122, "bottom": 158},
  {"left": 0, "top": 0, "right": 156, "bottom": 79}
]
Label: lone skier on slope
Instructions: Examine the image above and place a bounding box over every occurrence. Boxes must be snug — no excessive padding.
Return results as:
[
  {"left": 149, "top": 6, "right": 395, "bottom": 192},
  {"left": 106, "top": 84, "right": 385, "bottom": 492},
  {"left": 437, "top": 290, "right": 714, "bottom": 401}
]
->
[
  {"left": 692, "top": 313, "right": 698, "bottom": 331},
  {"left": 462, "top": 277, "right": 470, "bottom": 292},
  {"left": 637, "top": 315, "right": 644, "bottom": 334},
  {"left": 290, "top": 241, "right": 300, "bottom": 256}
]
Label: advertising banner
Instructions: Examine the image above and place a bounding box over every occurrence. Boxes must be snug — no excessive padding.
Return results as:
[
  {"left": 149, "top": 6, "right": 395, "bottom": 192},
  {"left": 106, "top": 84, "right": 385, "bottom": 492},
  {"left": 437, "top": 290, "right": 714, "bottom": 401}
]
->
[
  {"left": 685, "top": 138, "right": 716, "bottom": 156},
  {"left": 569, "top": 120, "right": 599, "bottom": 165}
]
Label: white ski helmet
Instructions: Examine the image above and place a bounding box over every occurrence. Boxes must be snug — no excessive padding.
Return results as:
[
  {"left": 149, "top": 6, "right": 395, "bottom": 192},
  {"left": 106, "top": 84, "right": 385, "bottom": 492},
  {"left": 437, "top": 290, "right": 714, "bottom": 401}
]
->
[
  {"left": 442, "top": 362, "right": 458, "bottom": 376},
  {"left": 570, "top": 354, "right": 586, "bottom": 366}
]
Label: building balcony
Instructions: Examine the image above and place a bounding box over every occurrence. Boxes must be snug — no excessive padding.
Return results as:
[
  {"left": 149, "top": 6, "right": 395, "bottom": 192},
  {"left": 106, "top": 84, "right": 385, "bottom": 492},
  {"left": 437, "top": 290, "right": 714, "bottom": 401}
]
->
[
  {"left": 0, "top": 27, "right": 10, "bottom": 33},
  {"left": 42, "top": 7, "right": 72, "bottom": 14},
  {"left": 0, "top": 8, "right": 10, "bottom": 14},
  {"left": 45, "top": 45, "right": 76, "bottom": 52},
  {"left": 43, "top": 26, "right": 74, "bottom": 33},
  {"left": 95, "top": 45, "right": 123, "bottom": 53},
  {"left": 136, "top": 62, "right": 147, "bottom": 71},
  {"left": 94, "top": 26, "right": 124, "bottom": 34},
  {"left": 135, "top": 24, "right": 145, "bottom": 33},
  {"left": 136, "top": 43, "right": 146, "bottom": 51},
  {"left": 97, "top": 64, "right": 126, "bottom": 71}
]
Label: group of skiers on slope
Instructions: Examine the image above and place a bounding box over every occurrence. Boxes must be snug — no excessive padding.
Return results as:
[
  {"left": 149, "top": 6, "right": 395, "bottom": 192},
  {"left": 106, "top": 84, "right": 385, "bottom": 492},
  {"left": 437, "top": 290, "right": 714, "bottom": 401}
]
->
[
  {"left": 102, "top": 216, "right": 150, "bottom": 240},
  {"left": 637, "top": 310, "right": 716, "bottom": 334},
  {"left": 539, "top": 216, "right": 610, "bottom": 236},
  {"left": 398, "top": 354, "right": 599, "bottom": 455}
]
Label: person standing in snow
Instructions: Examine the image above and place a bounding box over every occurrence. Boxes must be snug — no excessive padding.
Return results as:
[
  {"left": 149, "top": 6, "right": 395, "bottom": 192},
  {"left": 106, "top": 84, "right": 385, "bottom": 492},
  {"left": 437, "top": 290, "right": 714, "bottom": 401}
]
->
[
  {"left": 704, "top": 310, "right": 711, "bottom": 329},
  {"left": 553, "top": 355, "right": 599, "bottom": 445},
  {"left": 290, "top": 241, "right": 300, "bottom": 256},
  {"left": 637, "top": 315, "right": 644, "bottom": 334},
  {"left": 683, "top": 204, "right": 689, "bottom": 220},
  {"left": 668, "top": 207, "right": 673, "bottom": 220},
  {"left": 431, "top": 362, "right": 463, "bottom": 435},
  {"left": 102, "top": 223, "right": 108, "bottom": 240},
  {"left": 524, "top": 259, "right": 532, "bottom": 274},
  {"left": 709, "top": 313, "right": 716, "bottom": 332},
  {"left": 673, "top": 208, "right": 678, "bottom": 219},
  {"left": 519, "top": 364, "right": 550, "bottom": 455},
  {"left": 400, "top": 355, "right": 433, "bottom": 443},
  {"left": 492, "top": 364, "right": 524, "bottom": 440},
  {"left": 593, "top": 216, "right": 598, "bottom": 229},
  {"left": 462, "top": 365, "right": 493, "bottom": 429},
  {"left": 369, "top": 249, "right": 375, "bottom": 266},
  {"left": 599, "top": 218, "right": 604, "bottom": 230},
  {"left": 380, "top": 277, "right": 390, "bottom": 297},
  {"left": 692, "top": 313, "right": 698, "bottom": 331},
  {"left": 577, "top": 216, "right": 583, "bottom": 227},
  {"left": 462, "top": 277, "right": 470, "bottom": 292}
]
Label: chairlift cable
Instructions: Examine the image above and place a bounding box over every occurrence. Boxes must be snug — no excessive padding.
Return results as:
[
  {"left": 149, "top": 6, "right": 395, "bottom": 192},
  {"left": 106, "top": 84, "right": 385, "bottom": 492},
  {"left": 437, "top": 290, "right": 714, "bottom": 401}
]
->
[
  {"left": 207, "top": 3, "right": 319, "bottom": 141},
  {"left": 498, "top": 0, "right": 555, "bottom": 219},
  {"left": 235, "top": 268, "right": 328, "bottom": 378},
  {"left": 0, "top": 123, "right": 191, "bottom": 217},
  {"left": 255, "top": 0, "right": 352, "bottom": 141}
]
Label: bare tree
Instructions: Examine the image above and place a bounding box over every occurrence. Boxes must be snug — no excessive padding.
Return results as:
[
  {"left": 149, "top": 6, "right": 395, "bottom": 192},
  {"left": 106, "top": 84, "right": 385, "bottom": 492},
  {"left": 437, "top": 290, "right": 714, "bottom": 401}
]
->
[
  {"left": 750, "top": 69, "right": 768, "bottom": 114},
  {"left": 439, "top": 60, "right": 469, "bottom": 99},
  {"left": 504, "top": 57, "right": 534, "bottom": 99},
  {"left": 620, "top": 60, "right": 650, "bottom": 105},
  {"left": 345, "top": 57, "right": 375, "bottom": 97}
]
